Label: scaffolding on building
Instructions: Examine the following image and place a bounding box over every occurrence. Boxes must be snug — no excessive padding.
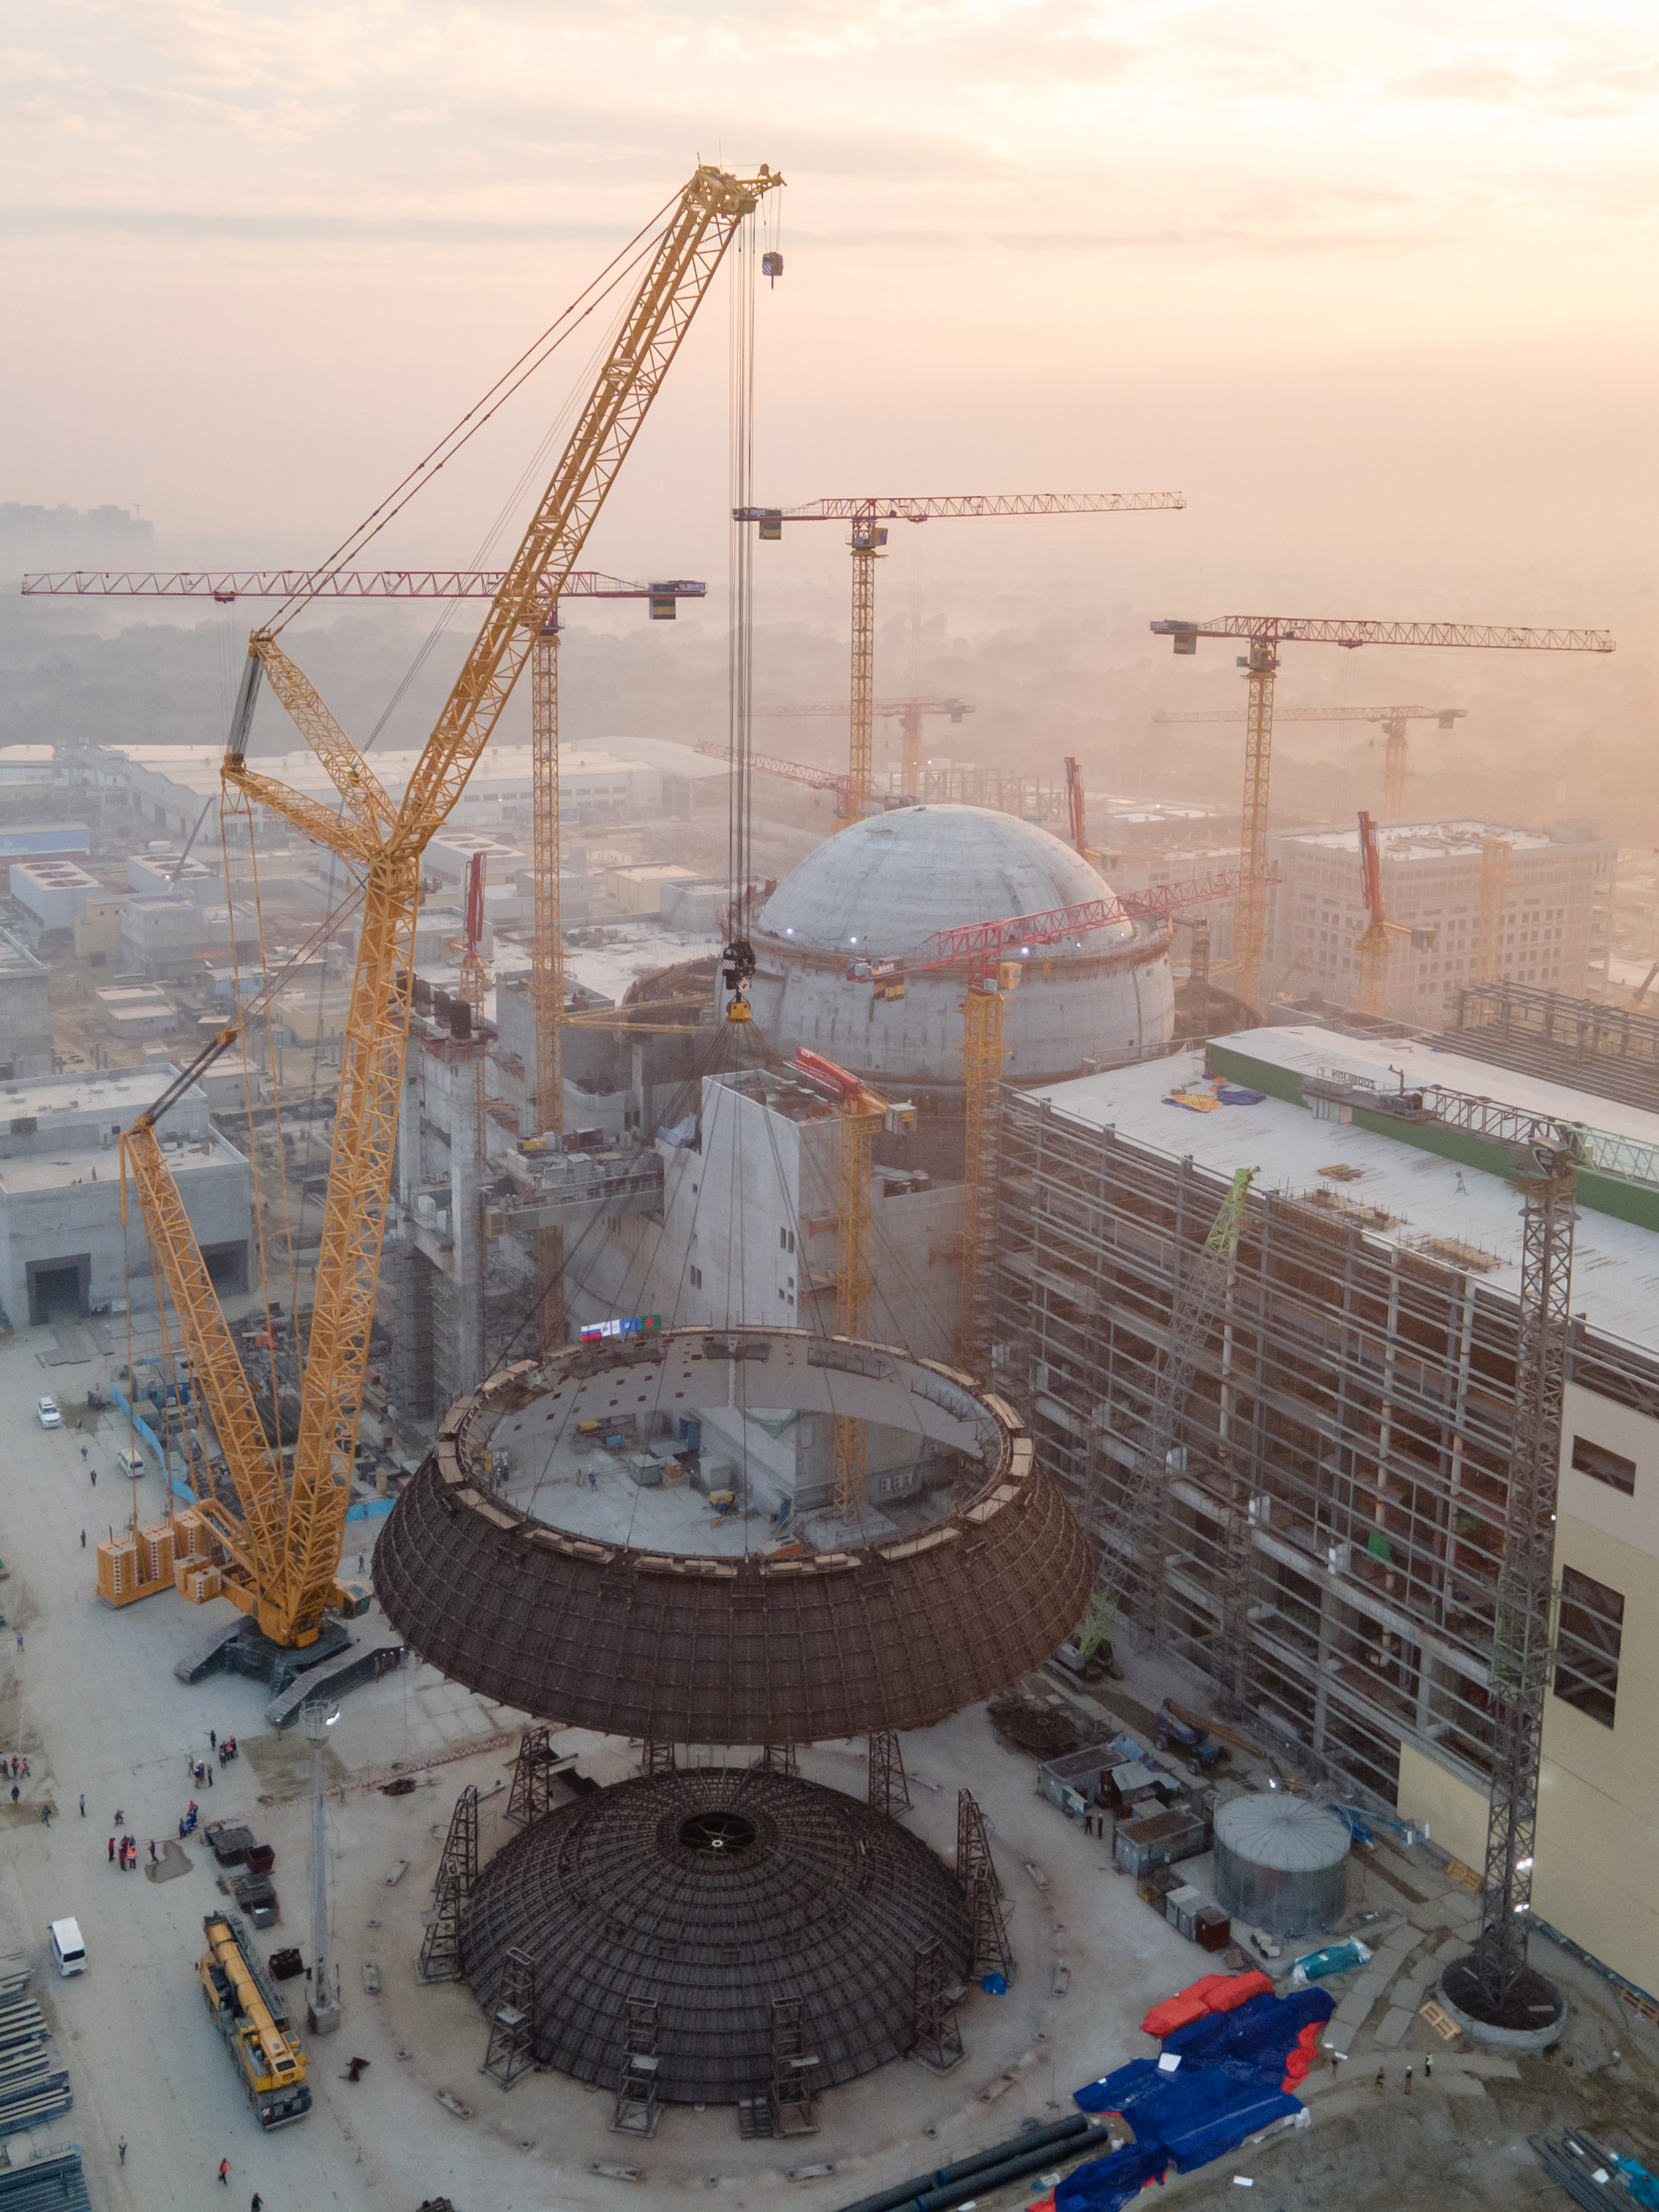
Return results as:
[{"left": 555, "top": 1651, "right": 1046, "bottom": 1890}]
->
[{"left": 993, "top": 1090, "right": 1659, "bottom": 1812}]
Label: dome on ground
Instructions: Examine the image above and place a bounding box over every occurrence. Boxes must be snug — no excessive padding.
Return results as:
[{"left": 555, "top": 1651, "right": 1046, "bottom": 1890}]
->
[
  {"left": 462, "top": 1768, "right": 972, "bottom": 2104},
  {"left": 746, "top": 804, "right": 1175, "bottom": 1092},
  {"left": 756, "top": 804, "right": 1127, "bottom": 959}
]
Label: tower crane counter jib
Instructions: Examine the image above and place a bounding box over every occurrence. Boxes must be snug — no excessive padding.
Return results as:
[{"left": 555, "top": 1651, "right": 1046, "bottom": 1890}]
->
[{"left": 121, "top": 162, "right": 780, "bottom": 1651}]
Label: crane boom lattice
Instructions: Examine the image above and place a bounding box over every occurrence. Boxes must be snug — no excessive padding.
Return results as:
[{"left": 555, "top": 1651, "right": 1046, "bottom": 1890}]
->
[{"left": 122, "top": 163, "right": 778, "bottom": 1649}]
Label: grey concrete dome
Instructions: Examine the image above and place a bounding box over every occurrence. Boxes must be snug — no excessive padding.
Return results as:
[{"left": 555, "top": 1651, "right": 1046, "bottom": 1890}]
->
[
  {"left": 747, "top": 804, "right": 1173, "bottom": 1092},
  {"left": 757, "top": 804, "right": 1129, "bottom": 959}
]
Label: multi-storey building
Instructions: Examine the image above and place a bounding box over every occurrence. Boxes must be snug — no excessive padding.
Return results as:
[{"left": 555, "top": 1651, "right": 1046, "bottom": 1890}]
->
[
  {"left": 1266, "top": 817, "right": 1615, "bottom": 1024},
  {"left": 993, "top": 1020, "right": 1659, "bottom": 2007}
]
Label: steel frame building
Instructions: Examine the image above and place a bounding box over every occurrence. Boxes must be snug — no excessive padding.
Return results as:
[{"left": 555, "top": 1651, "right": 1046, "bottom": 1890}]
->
[{"left": 991, "top": 1080, "right": 1658, "bottom": 1817}]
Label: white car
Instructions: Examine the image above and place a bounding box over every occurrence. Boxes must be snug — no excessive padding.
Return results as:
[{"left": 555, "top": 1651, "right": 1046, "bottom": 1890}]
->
[{"left": 36, "top": 1397, "right": 61, "bottom": 1430}]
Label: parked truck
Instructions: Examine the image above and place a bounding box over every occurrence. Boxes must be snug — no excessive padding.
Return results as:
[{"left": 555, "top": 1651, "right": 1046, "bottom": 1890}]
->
[{"left": 198, "top": 1911, "right": 311, "bottom": 2129}]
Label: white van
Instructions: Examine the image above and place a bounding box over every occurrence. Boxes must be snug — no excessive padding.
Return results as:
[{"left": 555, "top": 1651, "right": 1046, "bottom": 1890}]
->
[
  {"left": 115, "top": 1450, "right": 143, "bottom": 1481},
  {"left": 48, "top": 1919, "right": 86, "bottom": 1977}
]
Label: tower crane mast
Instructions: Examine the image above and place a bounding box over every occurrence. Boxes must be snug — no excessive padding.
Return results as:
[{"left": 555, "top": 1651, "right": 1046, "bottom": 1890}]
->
[
  {"left": 756, "top": 697, "right": 974, "bottom": 799},
  {"left": 121, "top": 162, "right": 780, "bottom": 1649},
  {"left": 1151, "top": 617, "right": 1615, "bottom": 1013},
  {"left": 1151, "top": 703, "right": 1467, "bottom": 821},
  {"left": 739, "top": 492, "right": 1185, "bottom": 823}
]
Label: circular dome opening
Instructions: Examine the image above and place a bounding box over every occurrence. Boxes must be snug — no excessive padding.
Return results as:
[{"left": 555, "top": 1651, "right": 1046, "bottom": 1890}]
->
[{"left": 678, "top": 1808, "right": 758, "bottom": 1854}]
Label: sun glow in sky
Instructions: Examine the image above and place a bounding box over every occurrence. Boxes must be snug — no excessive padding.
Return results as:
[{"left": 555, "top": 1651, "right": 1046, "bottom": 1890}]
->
[{"left": 3, "top": 2, "right": 1655, "bottom": 637}]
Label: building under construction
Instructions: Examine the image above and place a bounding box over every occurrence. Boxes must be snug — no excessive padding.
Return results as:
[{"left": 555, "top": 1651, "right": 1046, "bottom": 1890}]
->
[{"left": 991, "top": 1018, "right": 1659, "bottom": 2004}]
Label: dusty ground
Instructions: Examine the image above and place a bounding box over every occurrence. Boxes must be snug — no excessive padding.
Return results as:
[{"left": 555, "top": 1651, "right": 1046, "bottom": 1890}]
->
[{"left": 1, "top": 1309, "right": 1656, "bottom": 2212}]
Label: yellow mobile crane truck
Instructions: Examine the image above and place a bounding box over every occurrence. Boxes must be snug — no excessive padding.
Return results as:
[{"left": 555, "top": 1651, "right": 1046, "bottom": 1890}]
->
[{"left": 198, "top": 1912, "right": 311, "bottom": 2130}]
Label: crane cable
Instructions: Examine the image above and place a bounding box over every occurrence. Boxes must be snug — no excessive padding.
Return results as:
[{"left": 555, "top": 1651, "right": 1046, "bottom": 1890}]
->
[{"left": 263, "top": 190, "right": 683, "bottom": 638}]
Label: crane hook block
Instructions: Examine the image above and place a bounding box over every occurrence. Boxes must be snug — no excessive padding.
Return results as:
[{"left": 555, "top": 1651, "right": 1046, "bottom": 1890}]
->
[{"left": 762, "top": 250, "right": 784, "bottom": 285}]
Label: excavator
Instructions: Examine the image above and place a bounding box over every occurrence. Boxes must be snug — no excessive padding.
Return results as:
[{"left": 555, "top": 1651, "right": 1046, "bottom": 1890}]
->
[{"left": 119, "top": 162, "right": 780, "bottom": 1652}]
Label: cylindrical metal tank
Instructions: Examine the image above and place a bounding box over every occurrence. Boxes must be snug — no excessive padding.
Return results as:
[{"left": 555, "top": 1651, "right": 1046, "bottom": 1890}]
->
[{"left": 1211, "top": 1793, "right": 1351, "bottom": 1937}]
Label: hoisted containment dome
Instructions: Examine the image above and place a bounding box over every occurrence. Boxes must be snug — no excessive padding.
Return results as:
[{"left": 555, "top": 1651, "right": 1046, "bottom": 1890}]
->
[{"left": 1212, "top": 1793, "right": 1351, "bottom": 1937}]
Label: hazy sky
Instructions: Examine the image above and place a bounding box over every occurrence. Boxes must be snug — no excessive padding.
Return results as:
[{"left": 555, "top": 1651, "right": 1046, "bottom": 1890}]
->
[{"left": 4, "top": 2, "right": 1655, "bottom": 672}]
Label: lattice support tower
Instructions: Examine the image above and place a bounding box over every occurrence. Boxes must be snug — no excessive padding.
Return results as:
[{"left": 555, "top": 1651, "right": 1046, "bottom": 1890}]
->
[
  {"left": 1186, "top": 915, "right": 1211, "bottom": 1036},
  {"left": 1236, "top": 640, "right": 1277, "bottom": 1011},
  {"left": 641, "top": 1739, "right": 678, "bottom": 1777},
  {"left": 505, "top": 1726, "right": 564, "bottom": 1828},
  {"left": 531, "top": 619, "right": 567, "bottom": 1354},
  {"left": 611, "top": 1997, "right": 662, "bottom": 2136},
  {"left": 910, "top": 1939, "right": 965, "bottom": 2072},
  {"left": 755, "top": 1743, "right": 798, "bottom": 1779},
  {"left": 1474, "top": 834, "right": 1512, "bottom": 987},
  {"left": 956, "top": 1789, "right": 1013, "bottom": 1984},
  {"left": 417, "top": 1783, "right": 479, "bottom": 1984},
  {"left": 1380, "top": 714, "right": 1409, "bottom": 820},
  {"left": 845, "top": 531, "right": 881, "bottom": 822},
  {"left": 1465, "top": 1142, "right": 1577, "bottom": 2021},
  {"left": 958, "top": 976, "right": 1011, "bottom": 1376},
  {"left": 767, "top": 1996, "right": 822, "bottom": 2137},
  {"left": 867, "top": 1729, "right": 912, "bottom": 1818},
  {"left": 480, "top": 1947, "right": 538, "bottom": 2090},
  {"left": 1076, "top": 1167, "right": 1255, "bottom": 1658},
  {"left": 833, "top": 1096, "right": 877, "bottom": 1518}
]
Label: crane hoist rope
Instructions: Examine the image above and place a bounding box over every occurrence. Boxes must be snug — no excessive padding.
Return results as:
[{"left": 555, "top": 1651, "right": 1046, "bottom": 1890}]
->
[{"left": 122, "top": 163, "right": 782, "bottom": 1649}]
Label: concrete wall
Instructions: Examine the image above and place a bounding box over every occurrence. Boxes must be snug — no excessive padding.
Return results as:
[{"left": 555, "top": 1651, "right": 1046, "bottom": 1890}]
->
[
  {"left": 1533, "top": 1382, "right": 1659, "bottom": 1999},
  {"left": 0, "top": 1138, "right": 251, "bottom": 1324},
  {"left": 749, "top": 938, "right": 1175, "bottom": 1093},
  {"left": 0, "top": 936, "right": 53, "bottom": 1077},
  {"left": 1376, "top": 1378, "right": 1659, "bottom": 2006}
]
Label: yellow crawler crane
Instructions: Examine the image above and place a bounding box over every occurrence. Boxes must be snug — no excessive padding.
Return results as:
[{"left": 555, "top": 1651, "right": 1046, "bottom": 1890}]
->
[{"left": 120, "top": 163, "right": 780, "bottom": 1649}]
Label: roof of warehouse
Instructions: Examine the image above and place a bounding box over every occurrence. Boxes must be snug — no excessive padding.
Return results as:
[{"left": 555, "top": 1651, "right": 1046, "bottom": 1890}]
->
[{"left": 1020, "top": 1024, "right": 1659, "bottom": 1360}]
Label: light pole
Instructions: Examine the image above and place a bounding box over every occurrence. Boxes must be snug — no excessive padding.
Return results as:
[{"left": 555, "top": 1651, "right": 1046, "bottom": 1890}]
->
[{"left": 302, "top": 1699, "right": 342, "bottom": 2035}]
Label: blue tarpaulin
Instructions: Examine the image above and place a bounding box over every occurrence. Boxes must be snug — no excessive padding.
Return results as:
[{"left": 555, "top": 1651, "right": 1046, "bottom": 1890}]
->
[{"left": 1058, "top": 1986, "right": 1334, "bottom": 2212}]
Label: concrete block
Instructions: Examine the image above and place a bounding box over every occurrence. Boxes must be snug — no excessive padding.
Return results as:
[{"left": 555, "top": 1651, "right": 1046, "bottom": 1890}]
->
[
  {"left": 1349, "top": 1971, "right": 1389, "bottom": 2002},
  {"left": 1373, "top": 2008, "right": 1416, "bottom": 2049}
]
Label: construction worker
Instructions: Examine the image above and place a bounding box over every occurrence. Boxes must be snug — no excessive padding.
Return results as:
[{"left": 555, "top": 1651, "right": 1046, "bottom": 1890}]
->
[{"left": 1374, "top": 2063, "right": 1385, "bottom": 2095}]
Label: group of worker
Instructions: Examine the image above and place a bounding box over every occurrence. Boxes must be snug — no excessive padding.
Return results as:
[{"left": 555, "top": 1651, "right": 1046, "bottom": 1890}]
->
[{"left": 108, "top": 1833, "right": 147, "bottom": 1870}]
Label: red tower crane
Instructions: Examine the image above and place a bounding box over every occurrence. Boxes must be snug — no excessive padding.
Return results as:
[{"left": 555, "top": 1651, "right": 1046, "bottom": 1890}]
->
[
  {"left": 737, "top": 492, "right": 1185, "bottom": 823},
  {"left": 1150, "top": 616, "right": 1615, "bottom": 1011}
]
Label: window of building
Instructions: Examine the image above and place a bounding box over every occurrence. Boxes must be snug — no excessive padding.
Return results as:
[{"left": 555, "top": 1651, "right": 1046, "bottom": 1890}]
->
[
  {"left": 688, "top": 1264, "right": 703, "bottom": 1290},
  {"left": 1570, "top": 1435, "right": 1636, "bottom": 1496},
  {"left": 779, "top": 1226, "right": 795, "bottom": 1254},
  {"left": 1553, "top": 1566, "right": 1624, "bottom": 1730}
]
